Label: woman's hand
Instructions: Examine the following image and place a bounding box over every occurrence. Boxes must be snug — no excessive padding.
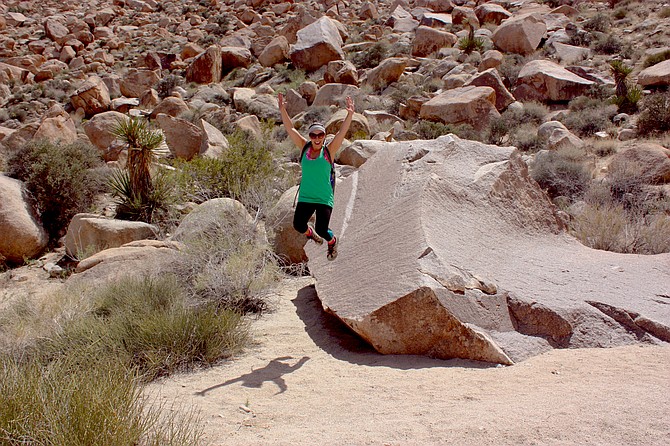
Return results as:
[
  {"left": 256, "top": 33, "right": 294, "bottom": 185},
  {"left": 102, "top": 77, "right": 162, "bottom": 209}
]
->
[
  {"left": 278, "top": 92, "right": 285, "bottom": 110},
  {"left": 346, "top": 96, "right": 355, "bottom": 115}
]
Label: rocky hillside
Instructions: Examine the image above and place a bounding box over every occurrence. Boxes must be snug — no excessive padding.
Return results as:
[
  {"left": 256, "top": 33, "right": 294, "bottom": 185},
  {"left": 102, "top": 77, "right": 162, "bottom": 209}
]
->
[{"left": 1, "top": 1, "right": 669, "bottom": 282}]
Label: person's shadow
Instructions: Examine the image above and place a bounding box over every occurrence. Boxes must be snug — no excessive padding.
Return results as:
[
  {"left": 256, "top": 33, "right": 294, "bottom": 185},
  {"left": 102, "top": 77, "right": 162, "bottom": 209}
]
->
[{"left": 194, "top": 356, "right": 310, "bottom": 396}]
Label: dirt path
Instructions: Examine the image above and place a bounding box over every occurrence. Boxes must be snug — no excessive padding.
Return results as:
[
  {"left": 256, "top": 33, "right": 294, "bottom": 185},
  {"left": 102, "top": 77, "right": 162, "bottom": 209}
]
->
[{"left": 151, "top": 277, "right": 670, "bottom": 446}]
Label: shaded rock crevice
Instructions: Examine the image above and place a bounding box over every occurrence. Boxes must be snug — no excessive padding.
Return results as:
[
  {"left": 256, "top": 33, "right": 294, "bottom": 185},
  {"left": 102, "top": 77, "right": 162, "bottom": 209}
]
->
[{"left": 587, "top": 301, "right": 670, "bottom": 343}]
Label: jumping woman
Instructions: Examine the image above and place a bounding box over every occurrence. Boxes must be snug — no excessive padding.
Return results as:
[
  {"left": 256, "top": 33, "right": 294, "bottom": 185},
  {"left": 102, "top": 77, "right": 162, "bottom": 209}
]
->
[{"left": 278, "top": 93, "right": 355, "bottom": 260}]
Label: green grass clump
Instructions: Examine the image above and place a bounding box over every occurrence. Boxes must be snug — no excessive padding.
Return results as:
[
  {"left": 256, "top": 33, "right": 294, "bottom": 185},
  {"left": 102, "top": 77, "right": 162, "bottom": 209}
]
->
[
  {"left": 349, "top": 41, "right": 390, "bottom": 69},
  {"left": 43, "top": 275, "right": 249, "bottom": 381},
  {"left": 0, "top": 356, "right": 202, "bottom": 445},
  {"left": 168, "top": 128, "right": 290, "bottom": 219},
  {"left": 6, "top": 140, "right": 105, "bottom": 244}
]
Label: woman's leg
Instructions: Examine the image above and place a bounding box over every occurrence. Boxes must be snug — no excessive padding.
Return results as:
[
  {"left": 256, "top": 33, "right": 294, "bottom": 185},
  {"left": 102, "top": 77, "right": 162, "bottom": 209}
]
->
[
  {"left": 313, "top": 204, "right": 334, "bottom": 242},
  {"left": 293, "top": 202, "right": 316, "bottom": 234}
]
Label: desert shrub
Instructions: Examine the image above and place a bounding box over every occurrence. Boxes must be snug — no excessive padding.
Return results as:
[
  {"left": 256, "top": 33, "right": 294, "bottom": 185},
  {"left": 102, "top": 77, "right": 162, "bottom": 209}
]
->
[
  {"left": 0, "top": 355, "right": 202, "bottom": 445},
  {"left": 572, "top": 181, "right": 670, "bottom": 254},
  {"left": 41, "top": 275, "right": 249, "bottom": 381},
  {"left": 156, "top": 74, "right": 181, "bottom": 99},
  {"left": 563, "top": 107, "right": 613, "bottom": 137},
  {"left": 659, "top": 6, "right": 670, "bottom": 18},
  {"left": 583, "top": 13, "right": 611, "bottom": 33},
  {"left": 274, "top": 65, "right": 307, "bottom": 92},
  {"left": 591, "top": 34, "right": 624, "bottom": 55},
  {"left": 349, "top": 41, "right": 390, "bottom": 69},
  {"left": 531, "top": 149, "right": 592, "bottom": 200},
  {"left": 642, "top": 49, "right": 670, "bottom": 68},
  {"left": 458, "top": 36, "right": 485, "bottom": 54},
  {"left": 510, "top": 123, "right": 546, "bottom": 153},
  {"left": 637, "top": 92, "right": 670, "bottom": 136},
  {"left": 586, "top": 140, "right": 618, "bottom": 158},
  {"left": 613, "top": 7, "right": 627, "bottom": 19},
  {"left": 499, "top": 53, "right": 526, "bottom": 88},
  {"left": 175, "top": 216, "right": 281, "bottom": 314},
  {"left": 168, "top": 129, "right": 286, "bottom": 214},
  {"left": 6, "top": 140, "right": 105, "bottom": 243},
  {"left": 414, "top": 120, "right": 481, "bottom": 141}
]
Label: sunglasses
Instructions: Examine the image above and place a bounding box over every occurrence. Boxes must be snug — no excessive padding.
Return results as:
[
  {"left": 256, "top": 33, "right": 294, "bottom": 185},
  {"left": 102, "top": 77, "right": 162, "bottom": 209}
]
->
[{"left": 309, "top": 133, "right": 325, "bottom": 138}]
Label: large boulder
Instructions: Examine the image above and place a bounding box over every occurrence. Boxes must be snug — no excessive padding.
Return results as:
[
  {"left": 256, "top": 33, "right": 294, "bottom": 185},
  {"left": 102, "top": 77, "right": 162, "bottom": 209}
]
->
[
  {"left": 69, "top": 240, "right": 182, "bottom": 285},
  {"left": 289, "top": 16, "right": 345, "bottom": 72},
  {"left": 64, "top": 213, "right": 158, "bottom": 259},
  {"left": 607, "top": 143, "right": 670, "bottom": 185},
  {"left": 364, "top": 57, "right": 407, "bottom": 91},
  {"left": 0, "top": 175, "right": 48, "bottom": 264},
  {"left": 120, "top": 69, "right": 161, "bottom": 98},
  {"left": 464, "top": 68, "right": 515, "bottom": 111},
  {"left": 325, "top": 110, "right": 370, "bottom": 139},
  {"left": 32, "top": 105, "right": 77, "bottom": 145},
  {"left": 419, "top": 86, "right": 500, "bottom": 129},
  {"left": 221, "top": 46, "right": 253, "bottom": 74},
  {"left": 313, "top": 83, "right": 360, "bottom": 108},
  {"left": 172, "top": 197, "right": 265, "bottom": 245},
  {"left": 492, "top": 13, "right": 546, "bottom": 56},
  {"left": 475, "top": 3, "right": 512, "bottom": 25},
  {"left": 82, "top": 111, "right": 127, "bottom": 160},
  {"left": 307, "top": 136, "right": 670, "bottom": 364},
  {"left": 258, "top": 36, "right": 290, "bottom": 67},
  {"left": 70, "top": 75, "right": 111, "bottom": 116},
  {"left": 155, "top": 113, "right": 207, "bottom": 160},
  {"left": 514, "top": 60, "right": 594, "bottom": 102},
  {"left": 637, "top": 59, "right": 670, "bottom": 88},
  {"left": 537, "top": 121, "right": 584, "bottom": 151},
  {"left": 267, "top": 186, "right": 309, "bottom": 265},
  {"left": 411, "top": 26, "right": 457, "bottom": 57}
]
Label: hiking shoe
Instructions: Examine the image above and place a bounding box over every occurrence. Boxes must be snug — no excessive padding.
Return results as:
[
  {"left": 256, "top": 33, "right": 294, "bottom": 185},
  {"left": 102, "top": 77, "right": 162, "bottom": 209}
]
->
[
  {"left": 327, "top": 237, "right": 338, "bottom": 261},
  {"left": 307, "top": 225, "right": 323, "bottom": 245}
]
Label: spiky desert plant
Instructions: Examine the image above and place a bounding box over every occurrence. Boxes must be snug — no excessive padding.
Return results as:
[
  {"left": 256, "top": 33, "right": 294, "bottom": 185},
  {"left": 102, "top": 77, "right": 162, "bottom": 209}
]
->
[
  {"left": 112, "top": 117, "right": 164, "bottom": 221},
  {"left": 609, "top": 60, "right": 640, "bottom": 113}
]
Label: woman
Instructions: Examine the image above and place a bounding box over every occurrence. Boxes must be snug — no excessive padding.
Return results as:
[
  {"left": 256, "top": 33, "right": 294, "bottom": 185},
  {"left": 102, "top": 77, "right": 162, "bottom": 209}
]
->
[{"left": 278, "top": 92, "right": 355, "bottom": 260}]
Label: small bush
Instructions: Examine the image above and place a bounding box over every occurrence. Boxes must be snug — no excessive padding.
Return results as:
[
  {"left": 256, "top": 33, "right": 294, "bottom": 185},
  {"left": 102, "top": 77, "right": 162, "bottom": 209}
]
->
[
  {"left": 414, "top": 120, "right": 480, "bottom": 141},
  {"left": 0, "top": 356, "right": 202, "bottom": 445},
  {"left": 42, "top": 275, "right": 249, "bottom": 380},
  {"left": 591, "top": 34, "right": 624, "bottom": 55},
  {"left": 175, "top": 217, "right": 281, "bottom": 314},
  {"left": 532, "top": 149, "right": 592, "bottom": 200},
  {"left": 156, "top": 74, "right": 181, "bottom": 99},
  {"left": 169, "top": 129, "right": 284, "bottom": 214},
  {"left": 6, "top": 141, "right": 105, "bottom": 243},
  {"left": 659, "top": 6, "right": 670, "bottom": 18},
  {"left": 302, "top": 106, "right": 333, "bottom": 127},
  {"left": 583, "top": 13, "right": 611, "bottom": 33},
  {"left": 349, "top": 41, "right": 390, "bottom": 69},
  {"left": 562, "top": 97, "right": 617, "bottom": 137},
  {"left": 458, "top": 36, "right": 485, "bottom": 54},
  {"left": 637, "top": 92, "right": 670, "bottom": 136},
  {"left": 511, "top": 123, "right": 546, "bottom": 153},
  {"left": 274, "top": 65, "right": 307, "bottom": 93},
  {"left": 642, "top": 49, "right": 670, "bottom": 68}
]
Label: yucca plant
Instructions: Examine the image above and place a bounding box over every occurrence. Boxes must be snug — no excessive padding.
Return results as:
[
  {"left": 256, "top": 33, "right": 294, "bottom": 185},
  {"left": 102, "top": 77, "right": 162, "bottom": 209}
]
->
[
  {"left": 112, "top": 117, "right": 164, "bottom": 222},
  {"left": 609, "top": 60, "right": 640, "bottom": 113},
  {"left": 458, "top": 22, "right": 485, "bottom": 55}
]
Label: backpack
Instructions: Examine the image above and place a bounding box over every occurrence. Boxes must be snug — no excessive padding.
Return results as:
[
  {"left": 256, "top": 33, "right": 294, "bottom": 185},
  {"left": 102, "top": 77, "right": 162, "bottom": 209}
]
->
[{"left": 293, "top": 141, "right": 336, "bottom": 207}]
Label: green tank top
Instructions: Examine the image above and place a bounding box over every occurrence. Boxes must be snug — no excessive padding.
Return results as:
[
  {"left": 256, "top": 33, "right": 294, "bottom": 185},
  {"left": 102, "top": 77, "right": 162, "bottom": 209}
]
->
[{"left": 298, "top": 146, "right": 334, "bottom": 207}]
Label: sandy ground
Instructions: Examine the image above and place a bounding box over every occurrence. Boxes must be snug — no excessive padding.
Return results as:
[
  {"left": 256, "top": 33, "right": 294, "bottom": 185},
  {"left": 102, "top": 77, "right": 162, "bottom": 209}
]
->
[{"left": 152, "top": 276, "right": 670, "bottom": 446}]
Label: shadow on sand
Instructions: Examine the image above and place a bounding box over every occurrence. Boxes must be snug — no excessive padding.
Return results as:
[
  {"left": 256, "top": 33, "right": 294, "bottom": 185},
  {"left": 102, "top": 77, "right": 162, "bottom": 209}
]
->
[
  {"left": 292, "top": 283, "right": 494, "bottom": 370},
  {"left": 195, "top": 356, "right": 310, "bottom": 396}
]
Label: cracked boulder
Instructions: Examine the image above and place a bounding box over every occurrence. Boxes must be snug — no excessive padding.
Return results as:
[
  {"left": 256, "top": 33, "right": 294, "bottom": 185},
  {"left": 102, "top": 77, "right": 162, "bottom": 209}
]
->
[{"left": 306, "top": 136, "right": 670, "bottom": 364}]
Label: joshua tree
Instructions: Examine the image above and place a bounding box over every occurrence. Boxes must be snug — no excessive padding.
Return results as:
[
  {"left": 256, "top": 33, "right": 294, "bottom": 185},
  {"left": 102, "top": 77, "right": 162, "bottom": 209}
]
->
[
  {"left": 112, "top": 117, "right": 164, "bottom": 221},
  {"left": 609, "top": 60, "right": 641, "bottom": 114}
]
